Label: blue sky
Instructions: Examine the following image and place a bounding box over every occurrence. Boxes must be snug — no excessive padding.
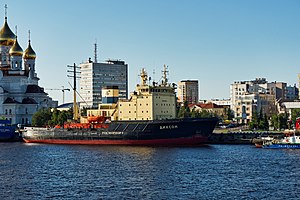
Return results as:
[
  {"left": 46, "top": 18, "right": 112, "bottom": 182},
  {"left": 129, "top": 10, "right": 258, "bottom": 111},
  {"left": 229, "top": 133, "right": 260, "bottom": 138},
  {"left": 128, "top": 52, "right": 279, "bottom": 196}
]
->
[{"left": 4, "top": 0, "right": 300, "bottom": 104}]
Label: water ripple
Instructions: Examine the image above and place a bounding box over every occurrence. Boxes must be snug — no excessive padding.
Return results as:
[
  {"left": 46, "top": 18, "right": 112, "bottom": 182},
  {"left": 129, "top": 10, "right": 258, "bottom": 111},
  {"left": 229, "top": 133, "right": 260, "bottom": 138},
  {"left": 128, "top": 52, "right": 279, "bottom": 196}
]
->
[{"left": 0, "top": 143, "right": 300, "bottom": 199}]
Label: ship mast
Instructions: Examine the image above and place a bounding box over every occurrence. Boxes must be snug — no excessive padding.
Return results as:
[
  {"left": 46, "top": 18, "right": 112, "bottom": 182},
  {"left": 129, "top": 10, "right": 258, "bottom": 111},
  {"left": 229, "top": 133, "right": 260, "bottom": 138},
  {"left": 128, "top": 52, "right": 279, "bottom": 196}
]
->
[
  {"left": 140, "top": 68, "right": 148, "bottom": 86},
  {"left": 161, "top": 64, "right": 168, "bottom": 86}
]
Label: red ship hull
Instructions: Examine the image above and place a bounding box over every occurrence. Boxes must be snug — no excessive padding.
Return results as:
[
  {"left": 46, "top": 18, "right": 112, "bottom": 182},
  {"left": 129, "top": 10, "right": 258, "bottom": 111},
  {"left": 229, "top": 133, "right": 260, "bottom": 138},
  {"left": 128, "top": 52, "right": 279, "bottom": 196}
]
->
[
  {"left": 23, "top": 135, "right": 208, "bottom": 146},
  {"left": 23, "top": 118, "right": 218, "bottom": 146}
]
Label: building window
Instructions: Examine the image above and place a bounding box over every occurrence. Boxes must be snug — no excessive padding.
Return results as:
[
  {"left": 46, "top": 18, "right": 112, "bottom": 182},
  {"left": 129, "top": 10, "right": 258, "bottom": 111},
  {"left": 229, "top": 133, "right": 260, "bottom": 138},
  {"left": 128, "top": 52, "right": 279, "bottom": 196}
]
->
[{"left": 9, "top": 109, "right": 12, "bottom": 114}]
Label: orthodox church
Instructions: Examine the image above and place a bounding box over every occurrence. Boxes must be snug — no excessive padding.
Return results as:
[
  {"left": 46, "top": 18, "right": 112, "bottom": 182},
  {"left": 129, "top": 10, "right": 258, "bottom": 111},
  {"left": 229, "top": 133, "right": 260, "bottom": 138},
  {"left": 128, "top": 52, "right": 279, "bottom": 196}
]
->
[{"left": 0, "top": 10, "right": 56, "bottom": 125}]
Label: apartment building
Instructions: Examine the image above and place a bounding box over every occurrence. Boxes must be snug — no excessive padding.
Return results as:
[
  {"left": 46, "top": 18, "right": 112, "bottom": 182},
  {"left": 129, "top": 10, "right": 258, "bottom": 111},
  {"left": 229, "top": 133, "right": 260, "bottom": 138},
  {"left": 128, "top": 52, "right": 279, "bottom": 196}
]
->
[{"left": 177, "top": 80, "right": 199, "bottom": 104}]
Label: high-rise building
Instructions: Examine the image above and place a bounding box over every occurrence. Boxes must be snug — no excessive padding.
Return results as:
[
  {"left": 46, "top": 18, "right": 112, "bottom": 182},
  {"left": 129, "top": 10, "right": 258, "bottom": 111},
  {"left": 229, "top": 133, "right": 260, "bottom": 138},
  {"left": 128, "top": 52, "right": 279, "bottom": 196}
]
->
[
  {"left": 79, "top": 59, "right": 128, "bottom": 108},
  {"left": 0, "top": 11, "right": 55, "bottom": 124},
  {"left": 177, "top": 80, "right": 199, "bottom": 104}
]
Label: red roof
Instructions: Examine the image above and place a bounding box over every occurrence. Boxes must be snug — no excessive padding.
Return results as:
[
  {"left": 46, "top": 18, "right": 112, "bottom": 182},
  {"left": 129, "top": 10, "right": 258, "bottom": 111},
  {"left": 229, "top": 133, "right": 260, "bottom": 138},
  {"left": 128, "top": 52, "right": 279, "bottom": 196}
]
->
[{"left": 189, "top": 102, "right": 224, "bottom": 109}]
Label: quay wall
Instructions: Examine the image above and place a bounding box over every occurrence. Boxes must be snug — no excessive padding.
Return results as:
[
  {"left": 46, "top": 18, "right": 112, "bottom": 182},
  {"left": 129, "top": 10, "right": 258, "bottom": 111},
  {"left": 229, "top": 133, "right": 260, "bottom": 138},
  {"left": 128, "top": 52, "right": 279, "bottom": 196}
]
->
[{"left": 208, "top": 131, "right": 283, "bottom": 144}]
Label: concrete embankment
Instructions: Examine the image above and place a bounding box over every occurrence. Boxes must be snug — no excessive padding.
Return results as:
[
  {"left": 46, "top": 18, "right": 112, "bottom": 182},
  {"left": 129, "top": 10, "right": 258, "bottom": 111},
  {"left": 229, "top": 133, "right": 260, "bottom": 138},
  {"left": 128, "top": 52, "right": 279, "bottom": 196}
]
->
[{"left": 208, "top": 130, "right": 283, "bottom": 144}]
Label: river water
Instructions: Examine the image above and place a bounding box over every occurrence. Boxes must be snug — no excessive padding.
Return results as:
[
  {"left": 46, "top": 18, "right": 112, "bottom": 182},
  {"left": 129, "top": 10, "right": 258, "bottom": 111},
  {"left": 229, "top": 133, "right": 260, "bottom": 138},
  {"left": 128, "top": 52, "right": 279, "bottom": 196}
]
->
[{"left": 0, "top": 143, "right": 299, "bottom": 200}]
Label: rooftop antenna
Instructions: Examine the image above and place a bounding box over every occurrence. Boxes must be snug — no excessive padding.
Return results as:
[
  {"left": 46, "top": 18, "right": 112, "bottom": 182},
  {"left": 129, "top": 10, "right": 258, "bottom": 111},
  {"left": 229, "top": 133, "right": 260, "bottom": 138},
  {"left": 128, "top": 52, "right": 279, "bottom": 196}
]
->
[
  {"left": 94, "top": 39, "right": 98, "bottom": 63},
  {"left": 15, "top": 25, "right": 17, "bottom": 36}
]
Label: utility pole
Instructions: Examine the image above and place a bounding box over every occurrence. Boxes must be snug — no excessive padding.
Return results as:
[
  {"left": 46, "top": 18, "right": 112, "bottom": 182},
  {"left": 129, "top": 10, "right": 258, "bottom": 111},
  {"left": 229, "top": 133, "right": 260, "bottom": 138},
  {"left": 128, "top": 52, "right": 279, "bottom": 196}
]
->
[{"left": 67, "top": 63, "right": 80, "bottom": 121}]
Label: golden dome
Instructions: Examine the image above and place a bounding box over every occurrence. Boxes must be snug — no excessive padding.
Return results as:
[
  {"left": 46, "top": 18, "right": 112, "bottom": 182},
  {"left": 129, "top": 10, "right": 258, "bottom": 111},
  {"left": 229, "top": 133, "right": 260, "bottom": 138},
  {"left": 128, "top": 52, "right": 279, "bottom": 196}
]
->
[
  {"left": 0, "top": 18, "right": 15, "bottom": 46},
  {"left": 9, "top": 37, "right": 23, "bottom": 56},
  {"left": 23, "top": 40, "right": 36, "bottom": 59}
]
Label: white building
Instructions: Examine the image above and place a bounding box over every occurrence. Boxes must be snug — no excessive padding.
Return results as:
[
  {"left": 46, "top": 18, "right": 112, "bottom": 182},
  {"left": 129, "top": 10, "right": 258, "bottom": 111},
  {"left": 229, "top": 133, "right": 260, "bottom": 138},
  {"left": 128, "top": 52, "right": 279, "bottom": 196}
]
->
[
  {"left": 0, "top": 14, "right": 55, "bottom": 124},
  {"left": 234, "top": 93, "right": 276, "bottom": 124},
  {"left": 230, "top": 78, "right": 286, "bottom": 120},
  {"left": 79, "top": 59, "right": 128, "bottom": 109},
  {"left": 280, "top": 101, "right": 300, "bottom": 119}
]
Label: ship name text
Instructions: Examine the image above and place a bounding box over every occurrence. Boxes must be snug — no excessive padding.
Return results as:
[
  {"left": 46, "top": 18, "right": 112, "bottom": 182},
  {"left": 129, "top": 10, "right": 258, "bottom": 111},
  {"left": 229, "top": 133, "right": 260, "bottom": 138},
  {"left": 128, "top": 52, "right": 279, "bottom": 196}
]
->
[{"left": 160, "top": 125, "right": 178, "bottom": 130}]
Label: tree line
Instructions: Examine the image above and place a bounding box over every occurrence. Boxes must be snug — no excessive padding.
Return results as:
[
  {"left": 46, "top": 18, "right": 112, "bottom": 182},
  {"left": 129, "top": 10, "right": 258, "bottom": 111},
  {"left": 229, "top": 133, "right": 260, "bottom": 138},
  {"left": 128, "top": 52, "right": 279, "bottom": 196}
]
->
[
  {"left": 31, "top": 104, "right": 300, "bottom": 131},
  {"left": 31, "top": 108, "right": 72, "bottom": 127}
]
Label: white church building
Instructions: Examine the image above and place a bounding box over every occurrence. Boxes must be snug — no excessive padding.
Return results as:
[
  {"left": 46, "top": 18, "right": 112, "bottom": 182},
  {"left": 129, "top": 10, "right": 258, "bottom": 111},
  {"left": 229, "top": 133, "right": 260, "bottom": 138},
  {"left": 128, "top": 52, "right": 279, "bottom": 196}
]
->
[{"left": 0, "top": 11, "right": 56, "bottom": 125}]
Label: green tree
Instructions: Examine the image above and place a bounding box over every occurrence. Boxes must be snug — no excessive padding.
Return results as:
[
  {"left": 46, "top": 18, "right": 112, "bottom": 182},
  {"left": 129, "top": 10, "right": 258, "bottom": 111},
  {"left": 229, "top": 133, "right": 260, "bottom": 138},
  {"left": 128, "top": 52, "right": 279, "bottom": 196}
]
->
[
  {"left": 177, "top": 101, "right": 191, "bottom": 118},
  {"left": 31, "top": 108, "right": 52, "bottom": 127},
  {"left": 190, "top": 108, "right": 198, "bottom": 118},
  {"left": 226, "top": 107, "right": 234, "bottom": 120},
  {"left": 81, "top": 107, "right": 89, "bottom": 117},
  {"left": 291, "top": 108, "right": 300, "bottom": 127},
  {"left": 31, "top": 108, "right": 73, "bottom": 127},
  {"left": 250, "top": 110, "right": 259, "bottom": 130},
  {"left": 198, "top": 110, "right": 212, "bottom": 118},
  {"left": 270, "top": 113, "right": 288, "bottom": 130},
  {"left": 263, "top": 115, "right": 269, "bottom": 130},
  {"left": 278, "top": 113, "right": 288, "bottom": 130},
  {"left": 258, "top": 109, "right": 263, "bottom": 123},
  {"left": 270, "top": 114, "right": 279, "bottom": 130},
  {"left": 57, "top": 110, "right": 72, "bottom": 125}
]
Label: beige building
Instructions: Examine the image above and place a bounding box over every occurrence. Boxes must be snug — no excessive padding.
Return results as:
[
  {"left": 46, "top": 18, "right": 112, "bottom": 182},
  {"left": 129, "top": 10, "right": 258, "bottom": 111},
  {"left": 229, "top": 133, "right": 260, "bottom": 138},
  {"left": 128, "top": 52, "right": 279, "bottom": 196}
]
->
[
  {"left": 177, "top": 80, "right": 199, "bottom": 104},
  {"left": 234, "top": 93, "right": 276, "bottom": 124},
  {"left": 86, "top": 86, "right": 119, "bottom": 120},
  {"left": 230, "top": 78, "right": 286, "bottom": 122}
]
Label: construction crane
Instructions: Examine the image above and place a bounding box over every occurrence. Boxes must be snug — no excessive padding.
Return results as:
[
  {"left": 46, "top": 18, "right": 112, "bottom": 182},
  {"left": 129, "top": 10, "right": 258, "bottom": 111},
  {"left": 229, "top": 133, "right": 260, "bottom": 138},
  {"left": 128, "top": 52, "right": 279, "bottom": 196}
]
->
[{"left": 45, "top": 86, "right": 70, "bottom": 104}]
